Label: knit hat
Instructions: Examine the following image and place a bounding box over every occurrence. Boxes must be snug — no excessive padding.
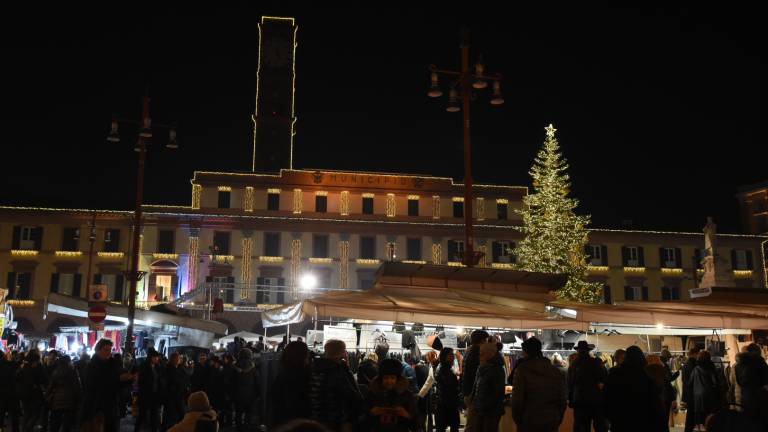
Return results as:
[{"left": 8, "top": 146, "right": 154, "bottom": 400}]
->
[
  {"left": 187, "top": 391, "right": 211, "bottom": 412},
  {"left": 379, "top": 358, "right": 402, "bottom": 377}
]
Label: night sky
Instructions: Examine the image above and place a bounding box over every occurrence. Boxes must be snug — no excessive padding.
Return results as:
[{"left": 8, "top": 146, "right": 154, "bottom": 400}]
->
[{"left": 7, "top": 5, "right": 767, "bottom": 233}]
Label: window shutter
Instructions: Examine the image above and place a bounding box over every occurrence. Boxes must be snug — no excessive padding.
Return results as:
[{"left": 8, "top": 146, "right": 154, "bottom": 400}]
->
[
  {"left": 624, "top": 286, "right": 632, "bottom": 300},
  {"left": 661, "top": 287, "right": 670, "bottom": 301},
  {"left": 73, "top": 274, "right": 82, "bottom": 297},
  {"left": 584, "top": 245, "right": 592, "bottom": 259},
  {"left": 745, "top": 250, "right": 753, "bottom": 270},
  {"left": 492, "top": 242, "right": 502, "bottom": 263},
  {"left": 50, "top": 273, "right": 60, "bottom": 294},
  {"left": 277, "top": 278, "right": 286, "bottom": 304},
  {"left": 12, "top": 226, "right": 21, "bottom": 249},
  {"left": 621, "top": 247, "right": 629, "bottom": 266},
  {"left": 730, "top": 250, "right": 738, "bottom": 269},
  {"left": 256, "top": 277, "right": 265, "bottom": 304},
  {"left": 32, "top": 227, "right": 44, "bottom": 250},
  {"left": 638, "top": 247, "right": 645, "bottom": 267},
  {"left": 603, "top": 285, "right": 612, "bottom": 304},
  {"left": 694, "top": 248, "right": 702, "bottom": 269},
  {"left": 675, "top": 248, "right": 682, "bottom": 268},
  {"left": 601, "top": 245, "right": 608, "bottom": 266},
  {"left": 94, "top": 274, "right": 102, "bottom": 284},
  {"left": 448, "top": 241, "right": 458, "bottom": 261},
  {"left": 659, "top": 247, "right": 665, "bottom": 267},
  {"left": 641, "top": 286, "right": 649, "bottom": 301},
  {"left": 115, "top": 274, "right": 124, "bottom": 302}
]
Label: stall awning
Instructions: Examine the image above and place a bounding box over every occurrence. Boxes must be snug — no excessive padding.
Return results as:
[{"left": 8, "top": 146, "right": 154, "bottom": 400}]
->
[{"left": 46, "top": 293, "right": 227, "bottom": 335}]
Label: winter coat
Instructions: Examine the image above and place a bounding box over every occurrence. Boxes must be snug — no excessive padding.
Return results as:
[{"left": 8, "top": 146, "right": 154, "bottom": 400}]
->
[
  {"left": 206, "top": 366, "right": 228, "bottom": 410},
  {"left": 472, "top": 354, "right": 506, "bottom": 417},
  {"left": 137, "top": 362, "right": 162, "bottom": 403},
  {"left": 47, "top": 365, "right": 81, "bottom": 410},
  {"left": 15, "top": 362, "right": 47, "bottom": 402},
  {"left": 357, "top": 359, "right": 378, "bottom": 387},
  {"left": 734, "top": 353, "right": 768, "bottom": 421},
  {"left": 365, "top": 375, "right": 418, "bottom": 432},
  {"left": 511, "top": 356, "right": 568, "bottom": 431},
  {"left": 680, "top": 356, "right": 697, "bottom": 405},
  {"left": 190, "top": 362, "right": 210, "bottom": 393},
  {"left": 461, "top": 345, "right": 481, "bottom": 398},
  {"left": 435, "top": 364, "right": 462, "bottom": 409},
  {"left": 689, "top": 362, "right": 726, "bottom": 424},
  {"left": 567, "top": 353, "right": 607, "bottom": 409},
  {"left": 309, "top": 357, "right": 363, "bottom": 428},
  {"left": 167, "top": 409, "right": 219, "bottom": 432},
  {"left": 80, "top": 356, "right": 121, "bottom": 421},
  {"left": 232, "top": 359, "right": 259, "bottom": 405},
  {"left": 646, "top": 363, "right": 676, "bottom": 404},
  {"left": 270, "top": 367, "right": 311, "bottom": 427},
  {"left": 165, "top": 364, "right": 190, "bottom": 404},
  {"left": 605, "top": 364, "right": 664, "bottom": 432},
  {"left": 401, "top": 362, "right": 418, "bottom": 394},
  {"left": 0, "top": 357, "right": 19, "bottom": 403}
]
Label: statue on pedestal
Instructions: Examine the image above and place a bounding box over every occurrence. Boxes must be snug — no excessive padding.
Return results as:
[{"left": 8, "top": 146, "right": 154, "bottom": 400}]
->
[{"left": 699, "top": 217, "right": 735, "bottom": 289}]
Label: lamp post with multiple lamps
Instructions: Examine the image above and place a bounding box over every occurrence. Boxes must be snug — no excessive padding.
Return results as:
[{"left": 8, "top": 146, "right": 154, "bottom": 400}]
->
[
  {"left": 107, "top": 95, "right": 178, "bottom": 354},
  {"left": 428, "top": 29, "right": 504, "bottom": 267}
]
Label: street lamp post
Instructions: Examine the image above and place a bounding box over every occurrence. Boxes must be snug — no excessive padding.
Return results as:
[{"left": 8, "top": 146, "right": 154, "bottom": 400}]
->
[
  {"left": 428, "top": 29, "right": 504, "bottom": 267},
  {"left": 108, "top": 95, "right": 178, "bottom": 354}
]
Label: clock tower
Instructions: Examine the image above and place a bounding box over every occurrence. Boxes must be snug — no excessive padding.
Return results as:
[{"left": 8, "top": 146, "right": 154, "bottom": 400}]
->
[{"left": 252, "top": 16, "right": 298, "bottom": 172}]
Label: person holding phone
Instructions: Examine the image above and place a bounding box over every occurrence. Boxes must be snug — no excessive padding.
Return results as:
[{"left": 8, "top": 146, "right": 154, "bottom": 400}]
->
[{"left": 366, "top": 358, "right": 417, "bottom": 432}]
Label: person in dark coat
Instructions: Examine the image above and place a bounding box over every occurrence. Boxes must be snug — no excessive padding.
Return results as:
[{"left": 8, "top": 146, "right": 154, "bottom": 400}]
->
[
  {"left": 365, "top": 358, "right": 418, "bottom": 432},
  {"left": 135, "top": 350, "right": 162, "bottom": 432},
  {"left": 0, "top": 350, "right": 21, "bottom": 432},
  {"left": 357, "top": 352, "right": 379, "bottom": 389},
  {"left": 191, "top": 352, "right": 211, "bottom": 394},
  {"left": 309, "top": 340, "right": 363, "bottom": 430},
  {"left": 434, "top": 348, "right": 461, "bottom": 432},
  {"left": 15, "top": 349, "right": 47, "bottom": 432},
  {"left": 605, "top": 346, "right": 664, "bottom": 432},
  {"left": 471, "top": 342, "right": 506, "bottom": 432},
  {"left": 734, "top": 343, "right": 768, "bottom": 428},
  {"left": 219, "top": 354, "right": 236, "bottom": 427},
  {"left": 163, "top": 352, "right": 190, "bottom": 431},
  {"left": 462, "top": 330, "right": 488, "bottom": 432},
  {"left": 567, "top": 341, "right": 608, "bottom": 432},
  {"left": 271, "top": 341, "right": 311, "bottom": 427},
  {"left": 80, "top": 339, "right": 132, "bottom": 432},
  {"left": 679, "top": 347, "right": 699, "bottom": 432},
  {"left": 75, "top": 353, "right": 90, "bottom": 390},
  {"left": 511, "top": 337, "right": 568, "bottom": 432},
  {"left": 688, "top": 350, "right": 726, "bottom": 429},
  {"left": 232, "top": 348, "right": 259, "bottom": 431},
  {"left": 47, "top": 356, "right": 81, "bottom": 432},
  {"left": 206, "top": 356, "right": 228, "bottom": 426},
  {"left": 645, "top": 355, "right": 676, "bottom": 432}
]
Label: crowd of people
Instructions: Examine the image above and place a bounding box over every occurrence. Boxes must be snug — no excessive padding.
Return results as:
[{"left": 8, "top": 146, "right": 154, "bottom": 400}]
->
[{"left": 1, "top": 331, "right": 767, "bottom": 432}]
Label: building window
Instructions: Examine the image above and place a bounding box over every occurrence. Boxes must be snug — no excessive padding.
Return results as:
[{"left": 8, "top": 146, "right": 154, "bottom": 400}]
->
[
  {"left": 267, "top": 191, "right": 280, "bottom": 211},
  {"left": 13, "top": 226, "right": 42, "bottom": 250},
  {"left": 7, "top": 272, "right": 33, "bottom": 299},
  {"left": 661, "top": 247, "right": 680, "bottom": 268},
  {"left": 587, "top": 245, "right": 603, "bottom": 266},
  {"left": 62, "top": 227, "right": 79, "bottom": 252},
  {"left": 52, "top": 273, "right": 81, "bottom": 297},
  {"left": 362, "top": 196, "right": 374, "bottom": 215},
  {"left": 213, "top": 231, "right": 231, "bottom": 255},
  {"left": 453, "top": 201, "right": 464, "bottom": 218},
  {"left": 406, "top": 238, "right": 422, "bottom": 261},
  {"left": 732, "top": 249, "right": 753, "bottom": 270},
  {"left": 662, "top": 286, "right": 681, "bottom": 301},
  {"left": 360, "top": 236, "right": 376, "bottom": 260},
  {"left": 492, "top": 241, "right": 515, "bottom": 263},
  {"left": 603, "top": 285, "right": 612, "bottom": 304},
  {"left": 104, "top": 229, "right": 120, "bottom": 252},
  {"left": 315, "top": 195, "right": 328, "bottom": 213},
  {"left": 447, "top": 240, "right": 465, "bottom": 262},
  {"left": 217, "top": 190, "right": 231, "bottom": 209},
  {"left": 264, "top": 233, "right": 280, "bottom": 257},
  {"left": 622, "top": 246, "right": 643, "bottom": 267},
  {"left": 158, "top": 230, "right": 175, "bottom": 254},
  {"left": 497, "top": 203, "right": 508, "bottom": 220},
  {"left": 313, "top": 234, "right": 329, "bottom": 258},
  {"left": 408, "top": 197, "right": 419, "bottom": 216},
  {"left": 624, "top": 286, "right": 648, "bottom": 301}
]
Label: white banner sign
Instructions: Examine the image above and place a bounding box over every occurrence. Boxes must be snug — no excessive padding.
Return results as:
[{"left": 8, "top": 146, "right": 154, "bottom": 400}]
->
[{"left": 324, "top": 326, "right": 358, "bottom": 347}]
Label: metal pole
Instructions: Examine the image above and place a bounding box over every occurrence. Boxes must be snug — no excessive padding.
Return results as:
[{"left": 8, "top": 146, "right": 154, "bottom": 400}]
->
[
  {"left": 460, "top": 29, "right": 475, "bottom": 267},
  {"left": 125, "top": 96, "right": 150, "bottom": 355},
  {"left": 85, "top": 212, "right": 96, "bottom": 295}
]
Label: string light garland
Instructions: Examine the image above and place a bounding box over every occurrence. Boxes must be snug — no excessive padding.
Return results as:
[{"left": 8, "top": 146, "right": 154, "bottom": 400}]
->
[
  {"left": 244, "top": 187, "right": 255, "bottom": 212},
  {"left": 339, "top": 241, "right": 349, "bottom": 289},
  {"left": 55, "top": 251, "right": 82, "bottom": 257},
  {"left": 476, "top": 197, "right": 485, "bottom": 221},
  {"left": 386, "top": 193, "right": 396, "bottom": 217},
  {"left": 291, "top": 239, "right": 301, "bottom": 300},
  {"left": 624, "top": 267, "right": 646, "bottom": 274},
  {"left": 515, "top": 124, "right": 602, "bottom": 303},
  {"left": 11, "top": 250, "right": 39, "bottom": 257},
  {"left": 293, "top": 189, "right": 302, "bottom": 214},
  {"left": 309, "top": 257, "right": 333, "bottom": 264},
  {"left": 733, "top": 270, "right": 753, "bottom": 278},
  {"left": 192, "top": 185, "right": 202, "bottom": 209},
  {"left": 432, "top": 196, "right": 441, "bottom": 219},
  {"left": 97, "top": 252, "right": 124, "bottom": 258},
  {"left": 152, "top": 253, "right": 179, "bottom": 260},
  {"left": 241, "top": 237, "right": 253, "bottom": 299},
  {"left": 217, "top": 186, "right": 232, "bottom": 192},
  {"left": 340, "top": 191, "right": 350, "bottom": 215},
  {"left": 432, "top": 243, "right": 442, "bottom": 264},
  {"left": 491, "top": 263, "right": 514, "bottom": 269},
  {"left": 661, "top": 268, "right": 684, "bottom": 276},
  {"left": 259, "top": 256, "right": 284, "bottom": 262},
  {"left": 356, "top": 258, "right": 380, "bottom": 265},
  {"left": 187, "top": 235, "right": 200, "bottom": 293}
]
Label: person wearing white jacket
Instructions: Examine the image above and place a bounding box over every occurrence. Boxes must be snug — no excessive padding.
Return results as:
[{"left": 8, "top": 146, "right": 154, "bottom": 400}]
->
[{"left": 168, "top": 391, "right": 219, "bottom": 432}]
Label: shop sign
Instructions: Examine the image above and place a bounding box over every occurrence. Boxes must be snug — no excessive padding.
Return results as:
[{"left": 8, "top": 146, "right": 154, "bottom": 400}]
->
[{"left": 689, "top": 286, "right": 712, "bottom": 298}]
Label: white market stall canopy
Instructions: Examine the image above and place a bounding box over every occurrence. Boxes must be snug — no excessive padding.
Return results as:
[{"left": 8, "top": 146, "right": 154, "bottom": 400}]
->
[
  {"left": 219, "top": 331, "right": 262, "bottom": 344},
  {"left": 263, "top": 263, "right": 586, "bottom": 331},
  {"left": 46, "top": 293, "right": 228, "bottom": 335}
]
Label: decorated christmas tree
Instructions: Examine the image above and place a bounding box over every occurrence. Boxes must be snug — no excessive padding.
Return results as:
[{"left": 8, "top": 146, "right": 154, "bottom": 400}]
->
[{"left": 515, "top": 124, "right": 602, "bottom": 303}]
